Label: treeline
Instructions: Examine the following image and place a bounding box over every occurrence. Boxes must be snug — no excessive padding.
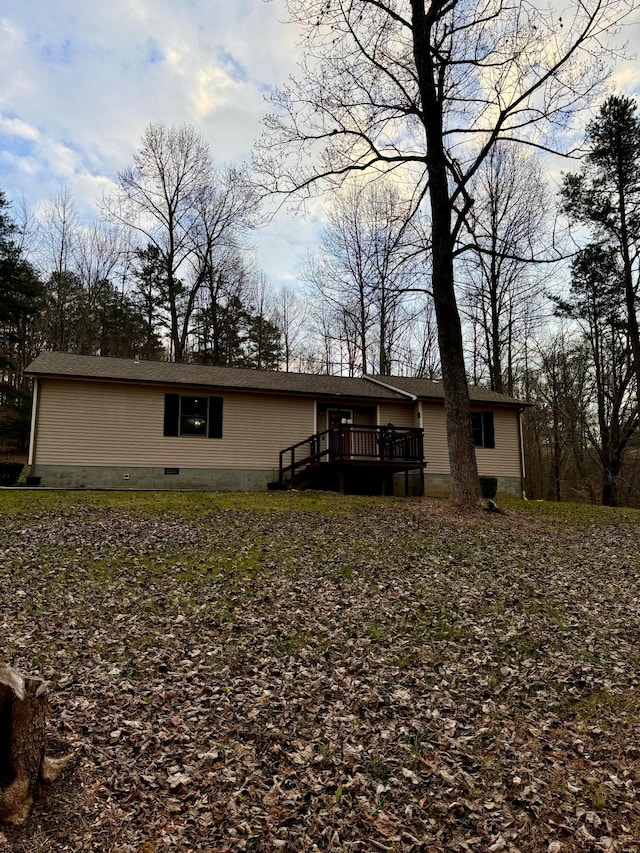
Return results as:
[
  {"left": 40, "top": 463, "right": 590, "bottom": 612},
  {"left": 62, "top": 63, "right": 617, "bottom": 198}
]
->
[{"left": 2, "top": 99, "right": 640, "bottom": 506}]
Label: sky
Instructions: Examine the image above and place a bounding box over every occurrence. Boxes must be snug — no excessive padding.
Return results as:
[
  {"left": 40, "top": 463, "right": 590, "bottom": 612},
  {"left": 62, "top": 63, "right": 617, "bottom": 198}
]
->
[
  {"left": 0, "top": 1, "right": 639, "bottom": 291},
  {"left": 0, "top": 0, "right": 320, "bottom": 288}
]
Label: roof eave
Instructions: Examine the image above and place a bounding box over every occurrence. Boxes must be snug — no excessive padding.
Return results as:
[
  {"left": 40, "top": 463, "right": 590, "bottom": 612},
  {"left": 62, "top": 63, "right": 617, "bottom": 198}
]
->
[{"left": 363, "top": 374, "right": 417, "bottom": 401}]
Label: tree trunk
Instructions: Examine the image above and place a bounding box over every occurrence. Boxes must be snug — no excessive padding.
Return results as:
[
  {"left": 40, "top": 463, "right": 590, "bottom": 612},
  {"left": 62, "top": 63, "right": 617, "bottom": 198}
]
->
[
  {"left": 427, "top": 158, "right": 480, "bottom": 505},
  {"left": 615, "top": 147, "right": 640, "bottom": 420},
  {"left": 602, "top": 449, "right": 624, "bottom": 506},
  {"left": 0, "top": 663, "right": 70, "bottom": 825},
  {"left": 411, "top": 0, "right": 480, "bottom": 505}
]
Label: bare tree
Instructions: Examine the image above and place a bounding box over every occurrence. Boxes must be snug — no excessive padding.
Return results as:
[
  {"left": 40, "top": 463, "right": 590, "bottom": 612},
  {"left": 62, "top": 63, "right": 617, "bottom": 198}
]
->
[
  {"left": 460, "top": 146, "right": 552, "bottom": 395},
  {"left": 104, "top": 123, "right": 210, "bottom": 361},
  {"left": 308, "top": 180, "right": 427, "bottom": 375},
  {"left": 36, "top": 187, "right": 81, "bottom": 351},
  {"left": 273, "top": 286, "right": 308, "bottom": 371},
  {"left": 191, "top": 251, "right": 253, "bottom": 365},
  {"left": 9, "top": 194, "right": 39, "bottom": 258},
  {"left": 104, "top": 124, "right": 257, "bottom": 362},
  {"left": 73, "top": 221, "right": 128, "bottom": 354},
  {"left": 256, "top": 0, "right": 633, "bottom": 504},
  {"left": 39, "top": 187, "right": 79, "bottom": 282},
  {"left": 306, "top": 300, "right": 361, "bottom": 375},
  {"left": 522, "top": 333, "right": 592, "bottom": 502},
  {"left": 396, "top": 300, "right": 440, "bottom": 378},
  {"left": 187, "top": 167, "right": 259, "bottom": 359},
  {"left": 241, "top": 275, "right": 283, "bottom": 370}
]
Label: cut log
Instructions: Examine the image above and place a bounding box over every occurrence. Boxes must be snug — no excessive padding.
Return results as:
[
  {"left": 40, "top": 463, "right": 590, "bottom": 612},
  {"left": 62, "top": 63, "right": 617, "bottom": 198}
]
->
[{"left": 0, "top": 663, "right": 71, "bottom": 824}]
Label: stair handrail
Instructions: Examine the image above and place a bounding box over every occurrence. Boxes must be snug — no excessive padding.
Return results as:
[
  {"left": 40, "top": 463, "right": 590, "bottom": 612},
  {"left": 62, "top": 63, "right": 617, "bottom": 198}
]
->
[{"left": 279, "top": 430, "right": 331, "bottom": 485}]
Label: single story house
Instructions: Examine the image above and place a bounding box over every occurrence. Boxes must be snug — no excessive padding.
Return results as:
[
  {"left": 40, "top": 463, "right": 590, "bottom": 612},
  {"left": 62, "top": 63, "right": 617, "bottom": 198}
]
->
[{"left": 24, "top": 351, "right": 529, "bottom": 496}]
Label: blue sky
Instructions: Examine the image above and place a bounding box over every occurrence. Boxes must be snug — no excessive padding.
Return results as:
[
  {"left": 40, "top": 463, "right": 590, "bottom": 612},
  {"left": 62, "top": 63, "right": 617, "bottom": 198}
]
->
[{"left": 0, "top": 1, "right": 639, "bottom": 290}]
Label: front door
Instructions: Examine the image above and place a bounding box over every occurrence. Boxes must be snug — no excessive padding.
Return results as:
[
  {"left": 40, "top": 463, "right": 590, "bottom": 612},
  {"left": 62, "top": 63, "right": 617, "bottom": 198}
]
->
[{"left": 327, "top": 409, "right": 353, "bottom": 459}]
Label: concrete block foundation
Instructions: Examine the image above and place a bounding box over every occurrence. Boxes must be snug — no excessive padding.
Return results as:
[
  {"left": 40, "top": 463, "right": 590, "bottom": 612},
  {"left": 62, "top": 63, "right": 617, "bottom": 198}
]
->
[
  {"left": 29, "top": 465, "right": 523, "bottom": 498},
  {"left": 30, "top": 465, "right": 274, "bottom": 491}
]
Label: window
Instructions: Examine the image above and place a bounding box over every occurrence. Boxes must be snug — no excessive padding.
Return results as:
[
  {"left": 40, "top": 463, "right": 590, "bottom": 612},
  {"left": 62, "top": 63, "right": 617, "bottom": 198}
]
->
[
  {"left": 180, "top": 396, "right": 208, "bottom": 435},
  {"left": 471, "top": 411, "right": 495, "bottom": 449},
  {"left": 164, "top": 394, "right": 223, "bottom": 438}
]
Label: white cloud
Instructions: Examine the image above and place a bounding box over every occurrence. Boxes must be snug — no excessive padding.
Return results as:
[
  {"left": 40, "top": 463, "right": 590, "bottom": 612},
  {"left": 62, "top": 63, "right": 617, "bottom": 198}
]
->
[
  {"left": 0, "top": 114, "right": 40, "bottom": 140},
  {"left": 0, "top": 150, "right": 39, "bottom": 175},
  {"left": 39, "top": 140, "right": 80, "bottom": 178}
]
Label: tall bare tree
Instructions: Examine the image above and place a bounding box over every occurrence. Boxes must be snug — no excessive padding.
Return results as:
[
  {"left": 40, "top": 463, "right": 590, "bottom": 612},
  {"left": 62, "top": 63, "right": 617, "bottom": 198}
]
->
[
  {"left": 256, "top": 0, "right": 632, "bottom": 504},
  {"left": 104, "top": 124, "right": 257, "bottom": 362},
  {"left": 522, "top": 332, "right": 592, "bottom": 502},
  {"left": 37, "top": 187, "right": 81, "bottom": 351},
  {"left": 73, "top": 221, "right": 128, "bottom": 354},
  {"left": 104, "top": 124, "right": 210, "bottom": 361},
  {"left": 396, "top": 301, "right": 440, "bottom": 378},
  {"left": 460, "top": 146, "right": 551, "bottom": 395},
  {"left": 308, "top": 180, "right": 428, "bottom": 375},
  {"left": 273, "top": 286, "right": 308, "bottom": 371}
]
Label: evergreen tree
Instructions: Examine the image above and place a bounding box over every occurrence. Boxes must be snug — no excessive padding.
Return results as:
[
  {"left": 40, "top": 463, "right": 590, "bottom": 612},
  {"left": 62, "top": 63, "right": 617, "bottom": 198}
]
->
[
  {"left": 0, "top": 191, "right": 43, "bottom": 451},
  {"left": 242, "top": 311, "right": 283, "bottom": 370},
  {"left": 130, "top": 245, "right": 167, "bottom": 359},
  {"left": 561, "top": 95, "right": 640, "bottom": 413},
  {"left": 555, "top": 244, "right": 638, "bottom": 505}
]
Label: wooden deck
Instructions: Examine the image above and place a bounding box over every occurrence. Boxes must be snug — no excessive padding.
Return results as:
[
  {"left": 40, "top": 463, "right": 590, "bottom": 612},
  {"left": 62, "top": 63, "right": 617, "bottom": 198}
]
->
[{"left": 277, "top": 425, "right": 425, "bottom": 496}]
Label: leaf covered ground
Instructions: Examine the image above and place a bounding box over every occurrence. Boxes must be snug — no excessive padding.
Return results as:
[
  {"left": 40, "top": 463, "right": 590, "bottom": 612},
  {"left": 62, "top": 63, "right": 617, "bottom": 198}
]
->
[{"left": 1, "top": 491, "right": 640, "bottom": 852}]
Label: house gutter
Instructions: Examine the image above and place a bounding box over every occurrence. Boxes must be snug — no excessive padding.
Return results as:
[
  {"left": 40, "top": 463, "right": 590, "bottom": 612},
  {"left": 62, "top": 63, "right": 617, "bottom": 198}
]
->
[
  {"left": 518, "top": 406, "right": 527, "bottom": 499},
  {"left": 363, "top": 375, "right": 417, "bottom": 401},
  {"left": 28, "top": 378, "right": 39, "bottom": 467}
]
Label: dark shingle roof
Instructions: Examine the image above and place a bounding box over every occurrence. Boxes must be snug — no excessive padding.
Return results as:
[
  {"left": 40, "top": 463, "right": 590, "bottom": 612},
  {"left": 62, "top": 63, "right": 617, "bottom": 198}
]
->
[
  {"left": 24, "top": 352, "right": 529, "bottom": 408},
  {"left": 24, "top": 352, "right": 407, "bottom": 401},
  {"left": 366, "top": 375, "right": 529, "bottom": 407}
]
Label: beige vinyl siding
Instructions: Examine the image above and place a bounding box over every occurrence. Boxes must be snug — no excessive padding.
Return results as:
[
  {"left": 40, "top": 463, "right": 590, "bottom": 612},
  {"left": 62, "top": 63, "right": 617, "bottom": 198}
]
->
[
  {"left": 35, "top": 379, "right": 315, "bottom": 470},
  {"left": 422, "top": 403, "right": 449, "bottom": 473},
  {"left": 351, "top": 408, "right": 377, "bottom": 427},
  {"left": 422, "top": 403, "right": 522, "bottom": 477},
  {"left": 378, "top": 402, "right": 417, "bottom": 428},
  {"left": 475, "top": 407, "right": 522, "bottom": 477}
]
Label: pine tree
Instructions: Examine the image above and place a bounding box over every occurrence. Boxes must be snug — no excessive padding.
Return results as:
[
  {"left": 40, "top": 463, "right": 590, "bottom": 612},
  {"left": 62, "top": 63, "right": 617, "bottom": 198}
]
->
[
  {"left": 0, "top": 191, "right": 43, "bottom": 451},
  {"left": 561, "top": 96, "right": 640, "bottom": 413}
]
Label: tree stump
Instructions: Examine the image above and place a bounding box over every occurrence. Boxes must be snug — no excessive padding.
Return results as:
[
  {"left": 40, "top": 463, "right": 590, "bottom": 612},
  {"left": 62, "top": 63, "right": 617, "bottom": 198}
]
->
[{"left": 0, "top": 663, "right": 71, "bottom": 824}]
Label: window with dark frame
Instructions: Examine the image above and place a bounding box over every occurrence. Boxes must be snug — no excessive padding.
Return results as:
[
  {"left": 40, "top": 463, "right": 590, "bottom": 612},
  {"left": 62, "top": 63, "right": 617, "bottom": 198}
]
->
[
  {"left": 163, "top": 394, "right": 223, "bottom": 438},
  {"left": 471, "top": 411, "right": 495, "bottom": 449}
]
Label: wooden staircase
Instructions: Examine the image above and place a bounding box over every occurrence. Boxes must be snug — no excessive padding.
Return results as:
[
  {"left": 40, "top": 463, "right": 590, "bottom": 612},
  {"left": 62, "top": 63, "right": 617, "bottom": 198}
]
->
[{"left": 272, "top": 425, "right": 425, "bottom": 495}]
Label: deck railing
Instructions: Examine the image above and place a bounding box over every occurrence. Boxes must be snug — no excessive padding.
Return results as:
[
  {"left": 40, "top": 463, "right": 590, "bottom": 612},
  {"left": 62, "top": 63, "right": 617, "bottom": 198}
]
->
[{"left": 278, "top": 425, "right": 424, "bottom": 486}]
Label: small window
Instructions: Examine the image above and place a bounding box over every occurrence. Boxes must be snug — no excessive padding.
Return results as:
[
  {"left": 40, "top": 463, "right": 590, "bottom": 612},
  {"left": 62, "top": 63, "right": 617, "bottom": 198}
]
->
[
  {"left": 164, "top": 394, "right": 223, "bottom": 439},
  {"left": 471, "top": 411, "right": 495, "bottom": 449}
]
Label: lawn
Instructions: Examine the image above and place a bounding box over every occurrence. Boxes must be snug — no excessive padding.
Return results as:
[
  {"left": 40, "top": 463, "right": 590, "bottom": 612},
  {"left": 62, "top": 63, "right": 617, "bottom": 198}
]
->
[{"left": 1, "top": 491, "right": 639, "bottom": 852}]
